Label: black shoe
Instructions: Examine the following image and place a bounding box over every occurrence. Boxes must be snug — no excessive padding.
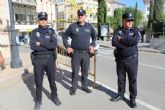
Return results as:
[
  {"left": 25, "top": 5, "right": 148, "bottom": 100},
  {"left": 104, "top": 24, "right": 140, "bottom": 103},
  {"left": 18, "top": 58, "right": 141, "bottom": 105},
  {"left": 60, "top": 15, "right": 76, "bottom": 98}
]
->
[
  {"left": 52, "top": 97, "right": 62, "bottom": 106},
  {"left": 81, "top": 88, "right": 92, "bottom": 93},
  {"left": 70, "top": 88, "right": 76, "bottom": 95},
  {"left": 110, "top": 95, "right": 124, "bottom": 102},
  {"left": 130, "top": 99, "right": 137, "bottom": 108},
  {"left": 34, "top": 102, "right": 41, "bottom": 110}
]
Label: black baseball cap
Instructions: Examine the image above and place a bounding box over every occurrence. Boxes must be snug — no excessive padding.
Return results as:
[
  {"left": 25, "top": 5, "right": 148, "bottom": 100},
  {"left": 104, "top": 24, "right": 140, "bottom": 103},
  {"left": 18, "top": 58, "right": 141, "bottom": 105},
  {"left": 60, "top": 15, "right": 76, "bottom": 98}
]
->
[
  {"left": 122, "top": 12, "right": 134, "bottom": 21},
  {"left": 38, "top": 12, "right": 48, "bottom": 20},
  {"left": 77, "top": 9, "right": 86, "bottom": 16}
]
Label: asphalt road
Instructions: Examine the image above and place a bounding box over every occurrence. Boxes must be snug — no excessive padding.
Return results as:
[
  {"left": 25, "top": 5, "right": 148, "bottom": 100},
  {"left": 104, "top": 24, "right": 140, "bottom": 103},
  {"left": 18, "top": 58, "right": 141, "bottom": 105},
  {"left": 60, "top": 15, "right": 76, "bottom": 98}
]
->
[
  {"left": 95, "top": 47, "right": 165, "bottom": 110},
  {"left": 0, "top": 45, "right": 164, "bottom": 110},
  {"left": 18, "top": 45, "right": 165, "bottom": 110}
]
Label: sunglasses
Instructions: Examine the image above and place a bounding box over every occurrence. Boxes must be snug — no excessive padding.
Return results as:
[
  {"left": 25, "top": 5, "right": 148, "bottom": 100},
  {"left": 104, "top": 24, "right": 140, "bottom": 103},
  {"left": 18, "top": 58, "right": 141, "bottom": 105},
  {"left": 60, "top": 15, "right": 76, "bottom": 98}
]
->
[
  {"left": 126, "top": 20, "right": 134, "bottom": 22},
  {"left": 78, "top": 14, "right": 85, "bottom": 17},
  {"left": 39, "top": 18, "right": 47, "bottom": 21}
]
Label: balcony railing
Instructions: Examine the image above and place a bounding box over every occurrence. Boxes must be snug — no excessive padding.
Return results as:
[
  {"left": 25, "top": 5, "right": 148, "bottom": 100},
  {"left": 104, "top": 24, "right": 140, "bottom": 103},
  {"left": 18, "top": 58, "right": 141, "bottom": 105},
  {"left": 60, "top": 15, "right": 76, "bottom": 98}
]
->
[{"left": 12, "top": 0, "right": 37, "bottom": 6}]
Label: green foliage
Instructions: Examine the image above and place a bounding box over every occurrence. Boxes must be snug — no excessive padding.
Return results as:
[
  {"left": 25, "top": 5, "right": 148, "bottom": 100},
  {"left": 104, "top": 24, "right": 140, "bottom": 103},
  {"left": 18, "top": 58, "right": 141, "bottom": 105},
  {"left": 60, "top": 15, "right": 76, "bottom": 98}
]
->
[
  {"left": 154, "top": 0, "right": 164, "bottom": 22},
  {"left": 114, "top": 8, "right": 122, "bottom": 28},
  {"left": 147, "top": 0, "right": 154, "bottom": 33},
  {"left": 134, "top": 2, "right": 138, "bottom": 27},
  {"left": 97, "top": 0, "right": 107, "bottom": 24}
]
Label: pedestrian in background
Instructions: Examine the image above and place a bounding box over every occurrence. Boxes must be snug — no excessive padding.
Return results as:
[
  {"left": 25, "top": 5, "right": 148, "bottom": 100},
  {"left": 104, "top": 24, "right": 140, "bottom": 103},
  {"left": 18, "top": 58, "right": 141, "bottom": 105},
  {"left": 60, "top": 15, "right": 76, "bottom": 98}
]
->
[
  {"left": 62, "top": 9, "right": 97, "bottom": 95},
  {"left": 30, "top": 12, "right": 61, "bottom": 110},
  {"left": 111, "top": 12, "right": 140, "bottom": 108}
]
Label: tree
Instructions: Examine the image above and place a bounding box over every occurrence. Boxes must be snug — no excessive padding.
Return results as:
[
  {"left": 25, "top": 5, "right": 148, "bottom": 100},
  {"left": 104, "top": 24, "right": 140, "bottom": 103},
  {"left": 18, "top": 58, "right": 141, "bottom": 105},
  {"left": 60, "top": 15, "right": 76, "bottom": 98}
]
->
[
  {"left": 152, "top": 0, "right": 164, "bottom": 38},
  {"left": 134, "top": 2, "right": 138, "bottom": 27},
  {"left": 97, "top": 0, "right": 107, "bottom": 39},
  {"left": 147, "top": 0, "right": 154, "bottom": 33},
  {"left": 154, "top": 0, "right": 164, "bottom": 22},
  {"left": 114, "top": 8, "right": 122, "bottom": 29},
  {"left": 97, "top": 0, "right": 107, "bottom": 24}
]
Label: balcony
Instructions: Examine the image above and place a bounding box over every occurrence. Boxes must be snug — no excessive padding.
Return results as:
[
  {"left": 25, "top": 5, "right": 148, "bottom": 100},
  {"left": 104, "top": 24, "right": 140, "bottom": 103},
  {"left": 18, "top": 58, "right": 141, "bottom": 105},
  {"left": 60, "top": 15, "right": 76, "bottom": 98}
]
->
[{"left": 12, "top": 0, "right": 37, "bottom": 6}]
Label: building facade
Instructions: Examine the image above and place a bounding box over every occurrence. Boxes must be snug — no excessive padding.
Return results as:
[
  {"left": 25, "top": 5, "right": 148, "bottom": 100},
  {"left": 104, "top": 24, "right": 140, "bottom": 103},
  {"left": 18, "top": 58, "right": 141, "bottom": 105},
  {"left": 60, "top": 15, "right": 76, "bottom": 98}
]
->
[
  {"left": 0, "top": 0, "right": 11, "bottom": 59},
  {"left": 55, "top": 0, "right": 98, "bottom": 30}
]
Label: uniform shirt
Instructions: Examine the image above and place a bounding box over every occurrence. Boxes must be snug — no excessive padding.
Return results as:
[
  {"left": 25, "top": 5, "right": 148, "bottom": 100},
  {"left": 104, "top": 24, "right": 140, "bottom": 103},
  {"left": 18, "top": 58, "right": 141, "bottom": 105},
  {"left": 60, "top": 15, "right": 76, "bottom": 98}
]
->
[
  {"left": 112, "top": 27, "right": 140, "bottom": 57},
  {"left": 62, "top": 22, "right": 96, "bottom": 50},
  {"left": 30, "top": 26, "right": 57, "bottom": 54}
]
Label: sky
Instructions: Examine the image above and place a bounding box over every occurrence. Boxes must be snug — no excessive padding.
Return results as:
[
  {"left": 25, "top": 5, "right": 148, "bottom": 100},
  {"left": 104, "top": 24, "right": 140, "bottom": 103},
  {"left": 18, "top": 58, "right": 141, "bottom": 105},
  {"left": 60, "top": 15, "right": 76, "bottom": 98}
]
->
[{"left": 118, "top": 0, "right": 145, "bottom": 11}]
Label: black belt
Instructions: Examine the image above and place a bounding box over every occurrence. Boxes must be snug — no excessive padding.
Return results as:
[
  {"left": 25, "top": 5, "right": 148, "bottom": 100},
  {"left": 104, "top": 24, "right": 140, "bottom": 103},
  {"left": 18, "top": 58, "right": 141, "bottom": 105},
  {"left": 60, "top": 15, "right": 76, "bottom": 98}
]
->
[
  {"left": 74, "top": 50, "right": 89, "bottom": 54},
  {"left": 123, "top": 54, "right": 137, "bottom": 59},
  {"left": 36, "top": 54, "right": 52, "bottom": 59}
]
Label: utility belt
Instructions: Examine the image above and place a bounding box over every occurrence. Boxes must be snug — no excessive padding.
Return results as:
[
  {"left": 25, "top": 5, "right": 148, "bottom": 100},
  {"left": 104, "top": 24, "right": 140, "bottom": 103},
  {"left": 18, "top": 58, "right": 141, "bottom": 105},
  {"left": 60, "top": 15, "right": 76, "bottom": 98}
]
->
[
  {"left": 30, "top": 51, "right": 56, "bottom": 65},
  {"left": 122, "top": 54, "right": 137, "bottom": 59},
  {"left": 74, "top": 49, "right": 89, "bottom": 54}
]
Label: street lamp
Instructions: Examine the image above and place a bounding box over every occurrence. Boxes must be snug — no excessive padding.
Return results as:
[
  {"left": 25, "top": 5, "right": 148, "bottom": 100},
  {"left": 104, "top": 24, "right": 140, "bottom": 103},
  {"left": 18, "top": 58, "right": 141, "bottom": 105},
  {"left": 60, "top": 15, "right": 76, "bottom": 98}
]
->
[{"left": 8, "top": 0, "right": 22, "bottom": 68}]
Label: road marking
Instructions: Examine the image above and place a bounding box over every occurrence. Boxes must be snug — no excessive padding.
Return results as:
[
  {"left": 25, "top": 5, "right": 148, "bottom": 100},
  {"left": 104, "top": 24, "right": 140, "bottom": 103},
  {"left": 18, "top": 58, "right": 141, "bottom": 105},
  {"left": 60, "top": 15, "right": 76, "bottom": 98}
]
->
[
  {"left": 88, "top": 78, "right": 162, "bottom": 110},
  {"left": 98, "top": 55, "right": 165, "bottom": 71},
  {"left": 59, "top": 64, "right": 162, "bottom": 110},
  {"left": 98, "top": 51, "right": 113, "bottom": 55},
  {"left": 139, "top": 63, "right": 165, "bottom": 71}
]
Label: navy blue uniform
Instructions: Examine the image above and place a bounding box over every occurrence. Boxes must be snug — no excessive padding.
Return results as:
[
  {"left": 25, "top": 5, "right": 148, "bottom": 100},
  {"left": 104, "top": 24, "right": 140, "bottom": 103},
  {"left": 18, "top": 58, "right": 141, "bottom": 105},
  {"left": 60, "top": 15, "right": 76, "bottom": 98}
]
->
[
  {"left": 30, "top": 26, "right": 58, "bottom": 103},
  {"left": 62, "top": 22, "right": 96, "bottom": 92},
  {"left": 112, "top": 27, "right": 140, "bottom": 100}
]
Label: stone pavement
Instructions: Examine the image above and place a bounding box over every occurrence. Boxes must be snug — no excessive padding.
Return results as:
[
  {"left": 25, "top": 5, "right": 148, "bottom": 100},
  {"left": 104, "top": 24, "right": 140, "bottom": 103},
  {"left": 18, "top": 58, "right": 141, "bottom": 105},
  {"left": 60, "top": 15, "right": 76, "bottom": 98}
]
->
[
  {"left": 0, "top": 45, "right": 161, "bottom": 110},
  {"left": 98, "top": 40, "right": 165, "bottom": 54}
]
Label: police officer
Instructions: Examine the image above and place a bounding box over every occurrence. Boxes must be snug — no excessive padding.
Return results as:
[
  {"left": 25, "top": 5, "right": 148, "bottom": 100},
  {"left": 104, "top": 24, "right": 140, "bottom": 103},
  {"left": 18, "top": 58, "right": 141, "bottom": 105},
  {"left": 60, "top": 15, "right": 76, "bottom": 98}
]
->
[
  {"left": 30, "top": 12, "right": 61, "bottom": 110},
  {"left": 62, "top": 9, "right": 96, "bottom": 95},
  {"left": 110, "top": 12, "right": 140, "bottom": 108}
]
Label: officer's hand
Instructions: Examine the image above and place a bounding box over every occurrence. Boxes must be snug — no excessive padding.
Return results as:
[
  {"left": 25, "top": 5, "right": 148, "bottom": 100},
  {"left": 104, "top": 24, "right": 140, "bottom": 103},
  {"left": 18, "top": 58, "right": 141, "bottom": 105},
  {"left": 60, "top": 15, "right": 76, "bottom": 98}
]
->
[
  {"left": 117, "top": 36, "right": 122, "bottom": 41},
  {"left": 36, "top": 42, "right": 41, "bottom": 46},
  {"left": 66, "top": 47, "right": 74, "bottom": 54},
  {"left": 89, "top": 46, "right": 94, "bottom": 54}
]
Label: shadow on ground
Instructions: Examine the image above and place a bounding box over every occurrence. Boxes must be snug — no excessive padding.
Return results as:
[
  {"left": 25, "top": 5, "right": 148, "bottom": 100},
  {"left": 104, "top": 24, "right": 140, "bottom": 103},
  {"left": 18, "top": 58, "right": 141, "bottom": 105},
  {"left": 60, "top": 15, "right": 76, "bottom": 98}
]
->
[{"left": 22, "top": 68, "right": 130, "bottom": 107}]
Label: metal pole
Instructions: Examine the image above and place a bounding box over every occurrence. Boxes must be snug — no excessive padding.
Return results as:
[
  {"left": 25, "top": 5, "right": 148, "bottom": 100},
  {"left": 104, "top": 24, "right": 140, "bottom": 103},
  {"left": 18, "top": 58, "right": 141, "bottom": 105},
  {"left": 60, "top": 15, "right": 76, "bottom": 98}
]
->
[{"left": 8, "top": 0, "right": 22, "bottom": 68}]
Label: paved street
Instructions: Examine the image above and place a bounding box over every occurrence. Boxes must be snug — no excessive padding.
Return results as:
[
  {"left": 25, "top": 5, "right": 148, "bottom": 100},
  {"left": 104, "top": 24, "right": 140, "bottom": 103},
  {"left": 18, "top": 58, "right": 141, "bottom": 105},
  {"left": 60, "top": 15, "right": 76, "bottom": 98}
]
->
[
  {"left": 95, "top": 47, "right": 165, "bottom": 110},
  {"left": 0, "top": 45, "right": 164, "bottom": 110}
]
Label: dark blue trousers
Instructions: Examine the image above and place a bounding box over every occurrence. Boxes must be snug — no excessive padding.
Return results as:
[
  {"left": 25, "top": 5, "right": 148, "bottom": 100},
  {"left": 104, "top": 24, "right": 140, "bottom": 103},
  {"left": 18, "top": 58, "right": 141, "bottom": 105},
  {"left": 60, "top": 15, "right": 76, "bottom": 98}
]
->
[
  {"left": 34, "top": 54, "right": 57, "bottom": 103},
  {"left": 71, "top": 52, "right": 90, "bottom": 91},
  {"left": 116, "top": 56, "right": 138, "bottom": 100}
]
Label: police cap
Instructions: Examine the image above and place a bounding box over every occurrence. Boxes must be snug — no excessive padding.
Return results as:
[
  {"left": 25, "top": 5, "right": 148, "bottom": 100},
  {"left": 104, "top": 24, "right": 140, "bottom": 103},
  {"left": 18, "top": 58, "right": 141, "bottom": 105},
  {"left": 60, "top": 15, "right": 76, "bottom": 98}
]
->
[
  {"left": 77, "top": 9, "right": 86, "bottom": 16},
  {"left": 122, "top": 12, "right": 134, "bottom": 21},
  {"left": 38, "top": 12, "right": 48, "bottom": 20}
]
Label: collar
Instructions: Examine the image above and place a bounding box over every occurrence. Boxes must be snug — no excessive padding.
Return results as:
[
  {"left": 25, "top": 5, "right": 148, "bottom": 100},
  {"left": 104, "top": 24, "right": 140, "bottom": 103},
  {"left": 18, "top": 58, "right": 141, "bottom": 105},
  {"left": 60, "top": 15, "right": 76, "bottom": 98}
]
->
[{"left": 76, "top": 21, "right": 87, "bottom": 27}]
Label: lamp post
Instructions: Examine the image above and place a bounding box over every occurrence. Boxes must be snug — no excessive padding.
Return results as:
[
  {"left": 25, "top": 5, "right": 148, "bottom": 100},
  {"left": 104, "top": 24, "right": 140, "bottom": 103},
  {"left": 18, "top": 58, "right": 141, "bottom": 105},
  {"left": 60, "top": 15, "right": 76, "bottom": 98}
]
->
[{"left": 8, "top": 0, "right": 22, "bottom": 68}]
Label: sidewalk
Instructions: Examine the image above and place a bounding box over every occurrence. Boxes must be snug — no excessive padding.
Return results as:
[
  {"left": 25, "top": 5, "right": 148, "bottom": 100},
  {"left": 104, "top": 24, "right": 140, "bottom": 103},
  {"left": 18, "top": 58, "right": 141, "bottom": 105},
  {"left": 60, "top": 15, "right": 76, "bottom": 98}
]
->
[
  {"left": 0, "top": 52, "right": 151, "bottom": 110},
  {"left": 98, "top": 40, "right": 164, "bottom": 54}
]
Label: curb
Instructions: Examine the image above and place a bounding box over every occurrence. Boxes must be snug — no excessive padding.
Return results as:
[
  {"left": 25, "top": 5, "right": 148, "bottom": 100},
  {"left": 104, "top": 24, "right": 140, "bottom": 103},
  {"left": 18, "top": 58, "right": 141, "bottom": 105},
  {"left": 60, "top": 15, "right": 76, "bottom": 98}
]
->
[{"left": 99, "top": 45, "right": 162, "bottom": 54}]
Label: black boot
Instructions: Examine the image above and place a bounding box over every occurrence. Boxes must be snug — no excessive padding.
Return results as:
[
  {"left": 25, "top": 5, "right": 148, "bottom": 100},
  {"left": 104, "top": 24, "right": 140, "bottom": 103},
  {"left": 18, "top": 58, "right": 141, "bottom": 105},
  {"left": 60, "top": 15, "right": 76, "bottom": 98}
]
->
[
  {"left": 110, "top": 95, "right": 124, "bottom": 102},
  {"left": 130, "top": 99, "right": 137, "bottom": 108},
  {"left": 70, "top": 87, "right": 76, "bottom": 95},
  {"left": 34, "top": 102, "right": 41, "bottom": 110},
  {"left": 52, "top": 97, "right": 62, "bottom": 106},
  {"left": 81, "top": 87, "right": 92, "bottom": 93}
]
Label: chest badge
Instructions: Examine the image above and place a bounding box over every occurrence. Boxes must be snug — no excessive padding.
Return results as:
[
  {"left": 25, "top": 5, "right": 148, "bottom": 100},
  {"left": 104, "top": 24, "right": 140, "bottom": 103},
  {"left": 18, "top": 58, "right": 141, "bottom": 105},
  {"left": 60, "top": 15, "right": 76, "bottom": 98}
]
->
[
  {"left": 119, "top": 31, "right": 123, "bottom": 35},
  {"left": 46, "top": 35, "right": 50, "bottom": 39},
  {"left": 36, "top": 32, "right": 40, "bottom": 37},
  {"left": 129, "top": 32, "right": 134, "bottom": 37},
  {"left": 76, "top": 28, "right": 79, "bottom": 32},
  {"left": 85, "top": 29, "right": 90, "bottom": 33}
]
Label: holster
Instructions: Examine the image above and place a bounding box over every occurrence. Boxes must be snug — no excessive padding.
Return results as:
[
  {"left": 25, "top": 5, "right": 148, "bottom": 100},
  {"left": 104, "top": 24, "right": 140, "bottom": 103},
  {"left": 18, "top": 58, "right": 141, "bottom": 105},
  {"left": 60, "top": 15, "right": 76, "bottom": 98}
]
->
[
  {"left": 30, "top": 52, "right": 36, "bottom": 65},
  {"left": 113, "top": 49, "right": 121, "bottom": 59},
  {"left": 52, "top": 52, "right": 57, "bottom": 60}
]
